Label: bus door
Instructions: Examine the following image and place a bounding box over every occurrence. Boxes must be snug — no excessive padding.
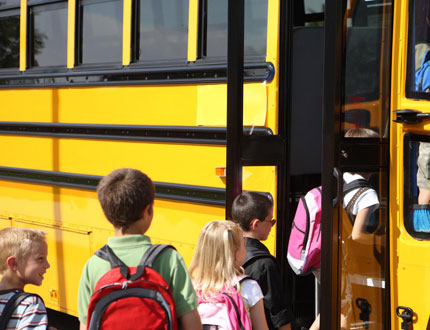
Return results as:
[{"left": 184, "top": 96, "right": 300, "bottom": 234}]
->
[
  {"left": 321, "top": 0, "right": 393, "bottom": 329},
  {"left": 391, "top": 0, "right": 430, "bottom": 328}
]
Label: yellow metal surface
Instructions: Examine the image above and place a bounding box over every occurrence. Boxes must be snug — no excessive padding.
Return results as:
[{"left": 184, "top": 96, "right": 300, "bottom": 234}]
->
[
  {"left": 122, "top": 0, "right": 132, "bottom": 66},
  {"left": 67, "top": 0, "right": 76, "bottom": 68},
  {"left": 266, "top": 0, "right": 280, "bottom": 65},
  {"left": 19, "top": 0, "right": 26, "bottom": 71},
  {"left": 196, "top": 83, "right": 268, "bottom": 126},
  {"left": 187, "top": 0, "right": 198, "bottom": 61},
  {"left": 390, "top": 0, "right": 430, "bottom": 328}
]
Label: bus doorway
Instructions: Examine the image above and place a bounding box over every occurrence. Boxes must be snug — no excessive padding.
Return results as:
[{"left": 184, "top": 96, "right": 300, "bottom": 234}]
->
[{"left": 320, "top": 0, "right": 392, "bottom": 329}]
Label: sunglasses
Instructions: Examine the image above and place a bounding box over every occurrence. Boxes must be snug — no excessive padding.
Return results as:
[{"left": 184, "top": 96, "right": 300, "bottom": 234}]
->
[{"left": 260, "top": 218, "right": 276, "bottom": 226}]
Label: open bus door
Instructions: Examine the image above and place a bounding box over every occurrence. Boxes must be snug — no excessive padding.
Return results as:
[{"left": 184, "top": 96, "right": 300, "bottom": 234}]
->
[
  {"left": 321, "top": 0, "right": 393, "bottom": 329},
  {"left": 391, "top": 0, "right": 430, "bottom": 328}
]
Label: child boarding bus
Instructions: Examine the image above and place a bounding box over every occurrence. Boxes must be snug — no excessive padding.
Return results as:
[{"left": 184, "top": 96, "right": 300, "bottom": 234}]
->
[{"left": 0, "top": 0, "right": 427, "bottom": 328}]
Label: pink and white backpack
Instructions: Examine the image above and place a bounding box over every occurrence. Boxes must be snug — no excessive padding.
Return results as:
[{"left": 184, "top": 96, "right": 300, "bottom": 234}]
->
[{"left": 287, "top": 187, "right": 322, "bottom": 275}]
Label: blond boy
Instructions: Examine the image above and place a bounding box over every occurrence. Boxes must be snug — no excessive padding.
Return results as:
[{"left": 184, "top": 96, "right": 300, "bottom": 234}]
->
[{"left": 0, "top": 227, "right": 51, "bottom": 330}]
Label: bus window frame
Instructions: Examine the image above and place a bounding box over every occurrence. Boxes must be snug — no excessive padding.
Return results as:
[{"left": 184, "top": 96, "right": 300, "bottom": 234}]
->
[
  {"left": 405, "top": 0, "right": 430, "bottom": 100},
  {"left": 26, "top": 0, "right": 68, "bottom": 71},
  {"left": 0, "top": 7, "right": 21, "bottom": 74}
]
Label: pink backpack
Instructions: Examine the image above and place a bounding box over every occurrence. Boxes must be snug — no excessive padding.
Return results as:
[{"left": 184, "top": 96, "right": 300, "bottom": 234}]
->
[
  {"left": 287, "top": 187, "right": 322, "bottom": 275},
  {"left": 197, "top": 285, "right": 252, "bottom": 330}
]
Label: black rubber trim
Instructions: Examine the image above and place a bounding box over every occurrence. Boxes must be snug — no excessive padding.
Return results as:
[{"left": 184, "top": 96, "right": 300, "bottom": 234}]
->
[
  {"left": 0, "top": 166, "right": 226, "bottom": 205},
  {"left": 88, "top": 287, "right": 173, "bottom": 330},
  {"left": 0, "top": 62, "right": 275, "bottom": 88},
  {"left": 0, "top": 122, "right": 273, "bottom": 145}
]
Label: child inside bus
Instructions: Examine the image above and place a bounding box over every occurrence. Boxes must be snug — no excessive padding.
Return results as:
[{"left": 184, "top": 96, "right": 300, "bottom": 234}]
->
[
  {"left": 0, "top": 227, "right": 52, "bottom": 330},
  {"left": 342, "top": 128, "right": 380, "bottom": 241},
  {"left": 232, "top": 192, "right": 293, "bottom": 330},
  {"left": 77, "top": 168, "right": 201, "bottom": 330},
  {"left": 307, "top": 127, "right": 381, "bottom": 330},
  {"left": 189, "top": 220, "right": 269, "bottom": 330}
]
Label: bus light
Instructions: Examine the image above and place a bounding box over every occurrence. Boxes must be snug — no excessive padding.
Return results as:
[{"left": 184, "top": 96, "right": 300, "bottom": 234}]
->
[{"left": 216, "top": 166, "right": 226, "bottom": 178}]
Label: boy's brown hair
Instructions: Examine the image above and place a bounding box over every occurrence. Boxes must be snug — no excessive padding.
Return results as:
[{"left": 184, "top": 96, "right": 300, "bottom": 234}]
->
[
  {"left": 0, "top": 227, "right": 46, "bottom": 273},
  {"left": 232, "top": 191, "right": 274, "bottom": 232},
  {"left": 97, "top": 168, "right": 155, "bottom": 230}
]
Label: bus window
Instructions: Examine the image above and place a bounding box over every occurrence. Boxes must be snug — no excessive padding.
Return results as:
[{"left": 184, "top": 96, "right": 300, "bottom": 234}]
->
[
  {"left": 204, "top": 0, "right": 268, "bottom": 60},
  {"left": 403, "top": 134, "right": 430, "bottom": 239},
  {"left": 406, "top": 0, "right": 430, "bottom": 98},
  {"left": 28, "top": 1, "right": 68, "bottom": 68},
  {"left": 343, "top": 0, "right": 392, "bottom": 137},
  {"left": 0, "top": 7, "right": 20, "bottom": 70},
  {"left": 78, "top": 0, "right": 123, "bottom": 65},
  {"left": 136, "top": 0, "right": 188, "bottom": 63},
  {"left": 339, "top": 168, "right": 388, "bottom": 329},
  {"left": 304, "top": 0, "right": 324, "bottom": 26}
]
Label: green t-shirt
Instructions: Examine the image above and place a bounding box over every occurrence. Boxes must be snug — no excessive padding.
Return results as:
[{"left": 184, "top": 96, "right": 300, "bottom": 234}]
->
[{"left": 78, "top": 235, "right": 198, "bottom": 324}]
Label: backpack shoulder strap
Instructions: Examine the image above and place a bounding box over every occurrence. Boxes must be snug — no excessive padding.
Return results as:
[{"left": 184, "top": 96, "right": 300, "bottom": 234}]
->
[
  {"left": 129, "top": 244, "right": 176, "bottom": 281},
  {"left": 95, "top": 244, "right": 126, "bottom": 268},
  {"left": 345, "top": 187, "right": 370, "bottom": 220},
  {"left": 343, "top": 179, "right": 373, "bottom": 195},
  {"left": 0, "top": 292, "right": 42, "bottom": 330},
  {"left": 95, "top": 244, "right": 130, "bottom": 279},
  {"left": 222, "top": 292, "right": 246, "bottom": 330},
  {"left": 242, "top": 250, "right": 275, "bottom": 269},
  {"left": 139, "top": 244, "right": 176, "bottom": 268}
]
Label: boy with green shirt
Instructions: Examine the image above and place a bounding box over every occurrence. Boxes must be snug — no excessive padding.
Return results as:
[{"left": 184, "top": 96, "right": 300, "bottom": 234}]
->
[{"left": 78, "top": 168, "right": 201, "bottom": 330}]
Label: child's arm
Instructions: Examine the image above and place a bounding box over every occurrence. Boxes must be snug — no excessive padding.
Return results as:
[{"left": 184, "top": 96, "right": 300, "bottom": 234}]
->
[
  {"left": 250, "top": 299, "right": 269, "bottom": 330},
  {"left": 351, "top": 207, "right": 372, "bottom": 241},
  {"left": 178, "top": 309, "right": 202, "bottom": 330}
]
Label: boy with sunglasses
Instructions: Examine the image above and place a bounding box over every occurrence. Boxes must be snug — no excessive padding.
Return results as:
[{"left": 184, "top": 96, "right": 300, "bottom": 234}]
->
[{"left": 232, "top": 192, "right": 293, "bottom": 330}]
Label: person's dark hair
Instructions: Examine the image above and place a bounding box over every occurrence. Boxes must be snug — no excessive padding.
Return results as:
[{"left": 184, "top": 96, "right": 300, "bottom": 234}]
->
[
  {"left": 231, "top": 191, "right": 274, "bottom": 231},
  {"left": 97, "top": 168, "right": 155, "bottom": 230}
]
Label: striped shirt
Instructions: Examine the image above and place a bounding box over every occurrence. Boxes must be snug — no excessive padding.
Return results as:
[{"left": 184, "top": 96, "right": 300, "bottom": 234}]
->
[{"left": 0, "top": 290, "right": 48, "bottom": 330}]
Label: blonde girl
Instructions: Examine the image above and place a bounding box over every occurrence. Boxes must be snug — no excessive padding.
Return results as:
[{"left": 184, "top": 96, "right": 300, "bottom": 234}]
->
[{"left": 190, "top": 220, "right": 269, "bottom": 330}]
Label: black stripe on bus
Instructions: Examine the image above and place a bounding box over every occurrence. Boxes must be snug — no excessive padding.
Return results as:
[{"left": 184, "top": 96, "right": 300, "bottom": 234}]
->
[
  {"left": 0, "top": 167, "right": 226, "bottom": 206},
  {"left": 0, "top": 62, "right": 275, "bottom": 88},
  {"left": 0, "top": 122, "right": 273, "bottom": 145}
]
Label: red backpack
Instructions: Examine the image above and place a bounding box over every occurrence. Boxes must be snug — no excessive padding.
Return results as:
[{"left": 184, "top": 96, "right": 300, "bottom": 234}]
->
[{"left": 87, "top": 244, "right": 178, "bottom": 330}]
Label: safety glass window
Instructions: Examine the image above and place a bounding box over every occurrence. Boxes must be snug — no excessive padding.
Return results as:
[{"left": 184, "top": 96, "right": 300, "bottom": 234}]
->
[
  {"left": 339, "top": 169, "right": 387, "bottom": 329},
  {"left": 0, "top": 8, "right": 20, "bottom": 70},
  {"left": 404, "top": 134, "right": 430, "bottom": 239},
  {"left": 406, "top": 0, "right": 430, "bottom": 99},
  {"left": 28, "top": 1, "right": 68, "bottom": 68},
  {"left": 135, "top": 0, "right": 188, "bottom": 63},
  {"left": 342, "top": 0, "right": 392, "bottom": 137},
  {"left": 203, "top": 0, "right": 268, "bottom": 60},
  {"left": 78, "top": 0, "right": 123, "bottom": 65}
]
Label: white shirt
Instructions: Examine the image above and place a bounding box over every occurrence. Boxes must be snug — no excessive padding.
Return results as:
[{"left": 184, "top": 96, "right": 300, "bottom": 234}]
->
[
  {"left": 342, "top": 172, "right": 379, "bottom": 215},
  {"left": 240, "top": 278, "right": 264, "bottom": 308}
]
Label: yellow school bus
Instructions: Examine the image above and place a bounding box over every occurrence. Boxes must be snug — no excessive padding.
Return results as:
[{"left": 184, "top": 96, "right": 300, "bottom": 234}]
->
[
  {"left": 0, "top": 0, "right": 279, "bottom": 322},
  {"left": 1, "top": 0, "right": 430, "bottom": 329}
]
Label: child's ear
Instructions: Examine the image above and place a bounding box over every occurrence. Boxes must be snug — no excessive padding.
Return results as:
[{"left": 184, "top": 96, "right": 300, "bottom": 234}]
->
[
  {"left": 6, "top": 256, "right": 18, "bottom": 271},
  {"left": 249, "top": 218, "right": 260, "bottom": 231},
  {"left": 144, "top": 203, "right": 153, "bottom": 217}
]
